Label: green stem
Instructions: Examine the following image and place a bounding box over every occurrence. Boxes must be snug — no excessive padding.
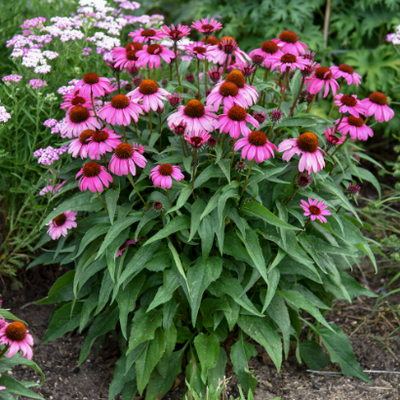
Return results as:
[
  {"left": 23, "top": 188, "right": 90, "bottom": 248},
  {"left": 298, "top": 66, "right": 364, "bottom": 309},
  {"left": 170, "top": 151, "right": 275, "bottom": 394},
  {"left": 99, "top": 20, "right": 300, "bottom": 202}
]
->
[
  {"left": 240, "top": 159, "right": 254, "bottom": 199},
  {"left": 153, "top": 67, "right": 157, "bottom": 82},
  {"left": 159, "top": 113, "right": 162, "bottom": 152},
  {"left": 0, "top": 345, "right": 9, "bottom": 359},
  {"left": 197, "top": 59, "right": 201, "bottom": 99},
  {"left": 327, "top": 78, "right": 344, "bottom": 118},
  {"left": 284, "top": 187, "right": 299, "bottom": 206},
  {"left": 192, "top": 149, "right": 198, "bottom": 199},
  {"left": 166, "top": 189, "right": 173, "bottom": 206},
  {"left": 230, "top": 144, "right": 236, "bottom": 169},
  {"left": 296, "top": 217, "right": 311, "bottom": 236},
  {"left": 133, "top": 122, "right": 140, "bottom": 139},
  {"left": 174, "top": 42, "right": 181, "bottom": 85},
  {"left": 180, "top": 137, "right": 187, "bottom": 157},
  {"left": 289, "top": 75, "right": 306, "bottom": 117},
  {"left": 91, "top": 89, "right": 98, "bottom": 119},
  {"left": 250, "top": 66, "right": 258, "bottom": 85},
  {"left": 330, "top": 134, "right": 349, "bottom": 159},
  {"left": 149, "top": 109, "right": 152, "bottom": 135},
  {"left": 127, "top": 174, "right": 148, "bottom": 209},
  {"left": 116, "top": 73, "right": 121, "bottom": 94},
  {"left": 306, "top": 94, "right": 317, "bottom": 113},
  {"left": 97, "top": 192, "right": 109, "bottom": 214},
  {"left": 204, "top": 36, "right": 209, "bottom": 94},
  {"left": 263, "top": 68, "right": 269, "bottom": 82},
  {"left": 121, "top": 125, "right": 128, "bottom": 142}
]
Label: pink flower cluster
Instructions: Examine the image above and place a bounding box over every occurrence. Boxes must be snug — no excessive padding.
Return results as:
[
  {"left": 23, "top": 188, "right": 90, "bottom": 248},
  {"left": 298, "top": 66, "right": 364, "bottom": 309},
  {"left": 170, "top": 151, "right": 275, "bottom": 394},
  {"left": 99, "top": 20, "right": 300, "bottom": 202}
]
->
[{"left": 33, "top": 145, "right": 68, "bottom": 165}]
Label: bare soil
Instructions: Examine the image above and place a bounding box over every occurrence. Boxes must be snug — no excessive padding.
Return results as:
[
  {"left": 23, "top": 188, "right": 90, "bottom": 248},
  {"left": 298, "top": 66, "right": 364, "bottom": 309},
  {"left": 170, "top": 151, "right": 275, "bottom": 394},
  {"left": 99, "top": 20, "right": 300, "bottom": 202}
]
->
[{"left": 1, "top": 262, "right": 400, "bottom": 400}]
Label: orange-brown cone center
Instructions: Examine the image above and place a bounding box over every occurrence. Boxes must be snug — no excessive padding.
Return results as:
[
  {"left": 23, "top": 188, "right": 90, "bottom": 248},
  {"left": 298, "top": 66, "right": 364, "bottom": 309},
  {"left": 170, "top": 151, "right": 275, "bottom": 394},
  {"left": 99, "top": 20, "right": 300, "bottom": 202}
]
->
[
  {"left": 82, "top": 161, "right": 101, "bottom": 177},
  {"left": 218, "top": 36, "right": 236, "bottom": 50},
  {"left": 141, "top": 29, "right": 156, "bottom": 37},
  {"left": 309, "top": 205, "right": 321, "bottom": 215},
  {"left": 69, "top": 106, "right": 90, "bottom": 123},
  {"left": 248, "top": 131, "right": 267, "bottom": 146},
  {"left": 125, "top": 42, "right": 142, "bottom": 52},
  {"left": 53, "top": 213, "right": 66, "bottom": 227},
  {"left": 340, "top": 95, "right": 357, "bottom": 107},
  {"left": 201, "top": 24, "right": 215, "bottom": 32},
  {"left": 202, "top": 36, "right": 218, "bottom": 45},
  {"left": 158, "top": 163, "right": 173, "bottom": 176},
  {"left": 347, "top": 115, "right": 364, "bottom": 127},
  {"left": 315, "top": 67, "right": 332, "bottom": 80},
  {"left": 338, "top": 64, "right": 354, "bottom": 74},
  {"left": 297, "top": 132, "right": 319, "bottom": 153},
  {"left": 111, "top": 94, "right": 130, "bottom": 109},
  {"left": 71, "top": 96, "right": 86, "bottom": 106},
  {"left": 83, "top": 73, "right": 100, "bottom": 85},
  {"left": 279, "top": 30, "right": 298, "bottom": 43},
  {"left": 219, "top": 82, "right": 239, "bottom": 97},
  {"left": 193, "top": 46, "right": 207, "bottom": 54},
  {"left": 126, "top": 50, "right": 139, "bottom": 61},
  {"left": 92, "top": 130, "right": 109, "bottom": 142},
  {"left": 139, "top": 79, "right": 158, "bottom": 95},
  {"left": 369, "top": 92, "right": 387, "bottom": 106},
  {"left": 261, "top": 40, "right": 278, "bottom": 54},
  {"left": 147, "top": 44, "right": 162, "bottom": 55},
  {"left": 225, "top": 70, "right": 245, "bottom": 89},
  {"left": 79, "top": 129, "right": 95, "bottom": 144},
  {"left": 115, "top": 143, "right": 133, "bottom": 159},
  {"left": 281, "top": 54, "right": 297, "bottom": 63},
  {"left": 5, "top": 322, "right": 27, "bottom": 342},
  {"left": 227, "top": 106, "right": 247, "bottom": 122},
  {"left": 184, "top": 100, "right": 205, "bottom": 118}
]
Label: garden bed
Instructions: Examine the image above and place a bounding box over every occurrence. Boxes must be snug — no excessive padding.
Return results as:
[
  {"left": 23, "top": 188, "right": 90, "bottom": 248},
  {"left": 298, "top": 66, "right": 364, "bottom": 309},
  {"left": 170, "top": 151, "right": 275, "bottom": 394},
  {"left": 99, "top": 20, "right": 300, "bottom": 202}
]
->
[{"left": 3, "top": 263, "right": 399, "bottom": 400}]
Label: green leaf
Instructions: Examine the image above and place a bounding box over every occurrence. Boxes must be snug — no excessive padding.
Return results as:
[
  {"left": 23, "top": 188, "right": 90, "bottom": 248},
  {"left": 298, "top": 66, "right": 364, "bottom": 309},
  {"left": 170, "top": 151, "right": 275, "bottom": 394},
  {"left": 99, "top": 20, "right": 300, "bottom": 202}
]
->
[
  {"left": 105, "top": 187, "right": 120, "bottom": 224},
  {"left": 42, "top": 302, "right": 83, "bottom": 343},
  {"left": 1, "top": 355, "right": 45, "bottom": 385},
  {"left": 95, "top": 269, "right": 114, "bottom": 314},
  {"left": 238, "top": 315, "right": 282, "bottom": 372},
  {"left": 317, "top": 324, "right": 370, "bottom": 382},
  {"left": 74, "top": 223, "right": 110, "bottom": 259},
  {"left": 239, "top": 229, "right": 268, "bottom": 284},
  {"left": 198, "top": 216, "right": 214, "bottom": 260},
  {"left": 147, "top": 269, "right": 180, "bottom": 311},
  {"left": 136, "top": 329, "right": 166, "bottom": 395},
  {"left": 217, "top": 159, "right": 231, "bottom": 183},
  {"left": 231, "top": 333, "right": 258, "bottom": 393},
  {"left": 165, "top": 186, "right": 192, "bottom": 215},
  {"left": 241, "top": 201, "right": 299, "bottom": 230},
  {"left": 187, "top": 257, "right": 223, "bottom": 326},
  {"left": 200, "top": 187, "right": 223, "bottom": 220},
  {"left": 117, "top": 274, "right": 146, "bottom": 339},
  {"left": 127, "top": 309, "right": 163, "bottom": 354},
  {"left": 289, "top": 70, "right": 301, "bottom": 97},
  {"left": 355, "top": 242, "right": 377, "bottom": 273},
  {"left": 194, "top": 165, "right": 224, "bottom": 189},
  {"left": 97, "top": 213, "right": 142, "bottom": 257},
  {"left": 193, "top": 333, "right": 220, "bottom": 384},
  {"left": 299, "top": 341, "right": 330, "bottom": 370},
  {"left": 79, "top": 307, "right": 119, "bottom": 365},
  {"left": 109, "top": 356, "right": 135, "bottom": 400},
  {"left": 262, "top": 268, "right": 280, "bottom": 313},
  {"left": 189, "top": 198, "right": 206, "bottom": 241},
  {"left": 134, "top": 209, "right": 159, "bottom": 240},
  {"left": 167, "top": 240, "right": 189, "bottom": 289},
  {"left": 266, "top": 294, "right": 291, "bottom": 358},
  {"left": 36, "top": 270, "right": 75, "bottom": 305},
  {"left": 0, "top": 375, "right": 44, "bottom": 399},
  {"left": 145, "top": 215, "right": 190, "bottom": 246},
  {"left": 279, "top": 290, "right": 334, "bottom": 332}
]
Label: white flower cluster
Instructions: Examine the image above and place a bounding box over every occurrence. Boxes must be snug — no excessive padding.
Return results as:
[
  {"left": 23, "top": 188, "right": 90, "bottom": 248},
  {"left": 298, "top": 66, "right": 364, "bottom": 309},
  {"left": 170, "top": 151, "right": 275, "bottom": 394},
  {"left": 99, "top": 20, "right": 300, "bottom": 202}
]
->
[{"left": 387, "top": 25, "right": 400, "bottom": 45}]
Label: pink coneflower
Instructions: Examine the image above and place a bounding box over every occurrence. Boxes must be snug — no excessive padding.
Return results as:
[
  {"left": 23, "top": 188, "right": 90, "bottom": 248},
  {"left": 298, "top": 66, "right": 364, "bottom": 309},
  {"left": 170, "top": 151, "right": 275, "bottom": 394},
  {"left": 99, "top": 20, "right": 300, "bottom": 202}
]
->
[
  {"left": 215, "top": 104, "right": 260, "bottom": 139},
  {"left": 161, "top": 24, "right": 191, "bottom": 41},
  {"left": 270, "top": 53, "right": 306, "bottom": 73},
  {"left": 98, "top": 94, "right": 143, "bottom": 125},
  {"left": 171, "top": 120, "right": 187, "bottom": 136},
  {"left": 238, "top": 62, "right": 256, "bottom": 79},
  {"left": 249, "top": 41, "right": 282, "bottom": 69},
  {"left": 68, "top": 129, "right": 94, "bottom": 158},
  {"left": 0, "top": 321, "right": 34, "bottom": 360},
  {"left": 132, "top": 142, "right": 145, "bottom": 154},
  {"left": 336, "top": 115, "right": 373, "bottom": 141},
  {"left": 330, "top": 64, "right": 361, "bottom": 86},
  {"left": 150, "top": 163, "right": 185, "bottom": 189},
  {"left": 168, "top": 93, "right": 182, "bottom": 108},
  {"left": 333, "top": 94, "right": 365, "bottom": 118},
  {"left": 278, "top": 132, "right": 325, "bottom": 174},
  {"left": 298, "top": 173, "right": 312, "bottom": 187},
  {"left": 111, "top": 42, "right": 143, "bottom": 71},
  {"left": 76, "top": 162, "right": 113, "bottom": 192},
  {"left": 191, "top": 18, "right": 222, "bottom": 35},
  {"left": 307, "top": 66, "right": 339, "bottom": 98},
  {"left": 184, "top": 130, "right": 211, "bottom": 149},
  {"left": 61, "top": 105, "right": 102, "bottom": 138},
  {"left": 127, "top": 79, "right": 169, "bottom": 112},
  {"left": 234, "top": 130, "right": 277, "bottom": 162},
  {"left": 253, "top": 110, "right": 268, "bottom": 124},
  {"left": 207, "top": 66, "right": 223, "bottom": 83},
  {"left": 184, "top": 42, "right": 210, "bottom": 60},
  {"left": 273, "top": 30, "right": 307, "bottom": 56},
  {"left": 301, "top": 60, "right": 320, "bottom": 77},
  {"left": 87, "top": 128, "right": 122, "bottom": 160},
  {"left": 361, "top": 92, "right": 394, "bottom": 122},
  {"left": 39, "top": 180, "right": 67, "bottom": 196},
  {"left": 46, "top": 211, "right": 78, "bottom": 240},
  {"left": 208, "top": 37, "right": 250, "bottom": 66},
  {"left": 167, "top": 99, "right": 217, "bottom": 134},
  {"left": 129, "top": 28, "right": 164, "bottom": 43},
  {"left": 136, "top": 44, "right": 175, "bottom": 69},
  {"left": 324, "top": 126, "right": 346, "bottom": 147},
  {"left": 116, "top": 239, "right": 137, "bottom": 258},
  {"left": 270, "top": 109, "right": 284, "bottom": 123},
  {"left": 206, "top": 81, "right": 248, "bottom": 110},
  {"left": 74, "top": 73, "right": 113, "bottom": 98},
  {"left": 61, "top": 90, "right": 92, "bottom": 112},
  {"left": 250, "top": 52, "right": 266, "bottom": 66},
  {"left": 109, "top": 143, "right": 147, "bottom": 176},
  {"left": 300, "top": 198, "right": 331, "bottom": 223},
  {"left": 215, "top": 70, "right": 259, "bottom": 107}
]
